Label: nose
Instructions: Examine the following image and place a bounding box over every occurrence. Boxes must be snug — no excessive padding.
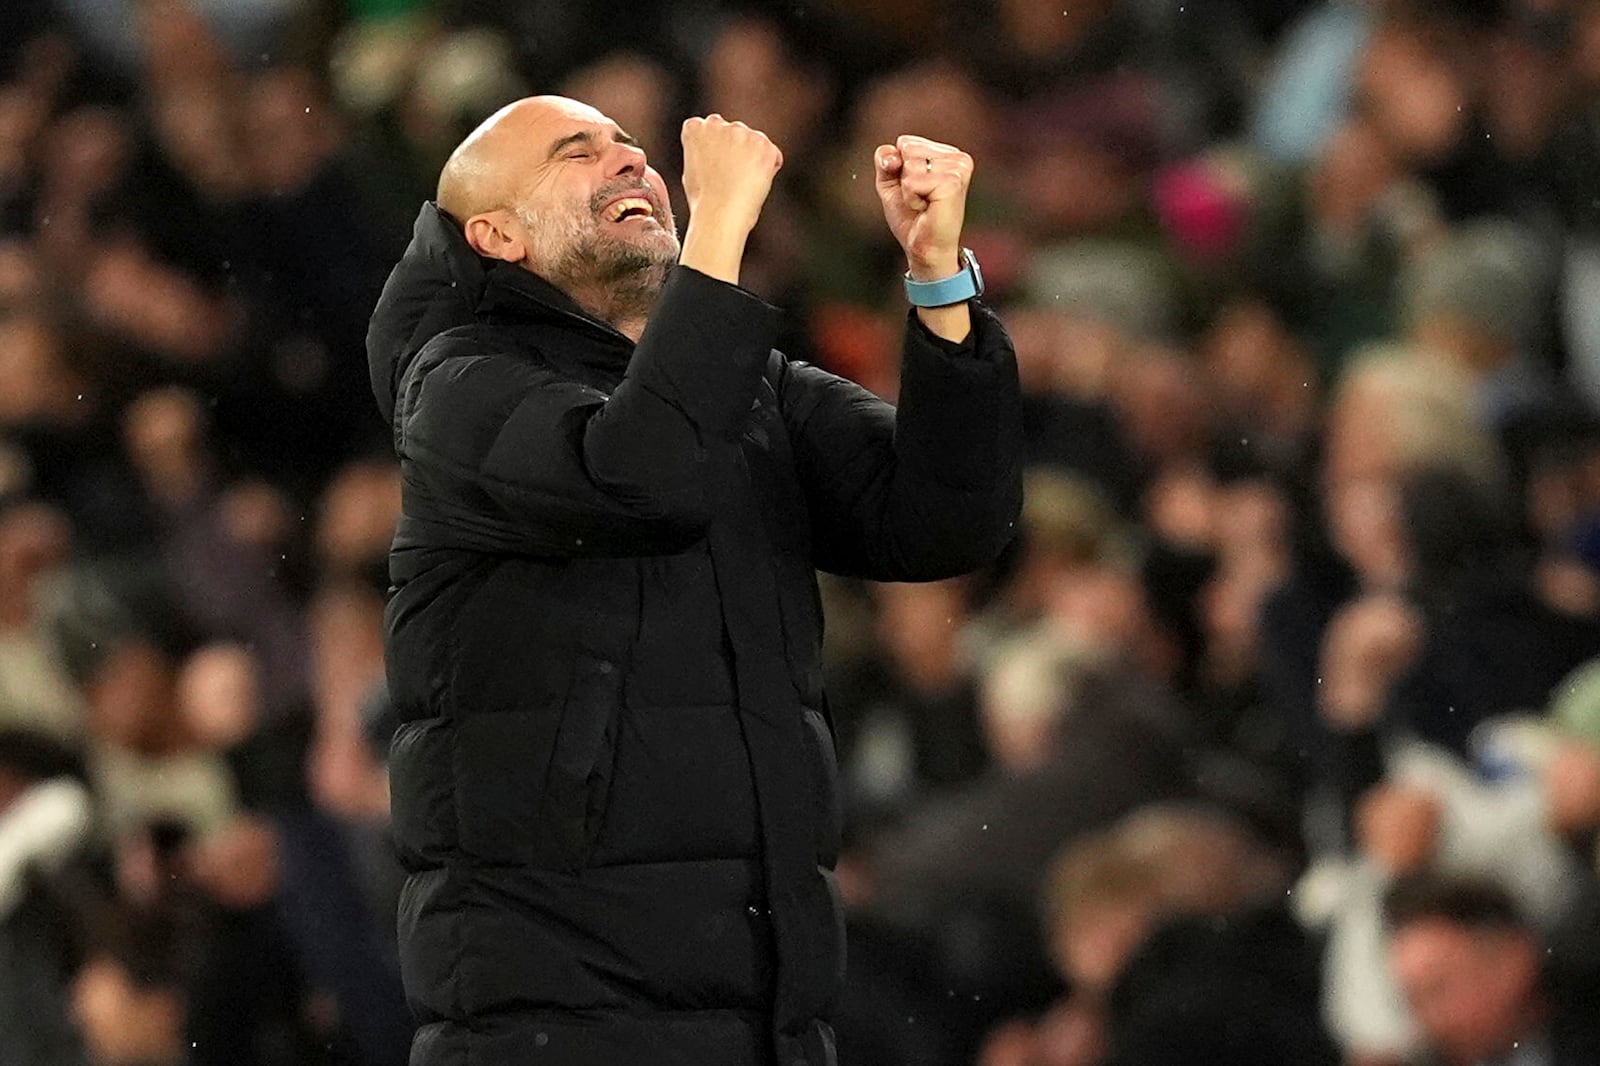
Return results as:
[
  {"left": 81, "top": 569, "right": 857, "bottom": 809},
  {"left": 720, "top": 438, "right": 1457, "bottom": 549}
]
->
[{"left": 607, "top": 140, "right": 647, "bottom": 178}]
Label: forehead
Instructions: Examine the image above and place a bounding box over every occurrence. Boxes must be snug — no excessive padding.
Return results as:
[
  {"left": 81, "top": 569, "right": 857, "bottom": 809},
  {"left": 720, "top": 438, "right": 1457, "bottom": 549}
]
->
[{"left": 522, "top": 98, "right": 619, "bottom": 141}]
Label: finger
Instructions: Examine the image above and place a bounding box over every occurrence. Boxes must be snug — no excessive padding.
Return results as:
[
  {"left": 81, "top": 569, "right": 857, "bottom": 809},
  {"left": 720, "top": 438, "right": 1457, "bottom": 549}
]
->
[
  {"left": 896, "top": 134, "right": 964, "bottom": 161},
  {"left": 897, "top": 159, "right": 967, "bottom": 202},
  {"left": 874, "top": 145, "right": 902, "bottom": 199}
]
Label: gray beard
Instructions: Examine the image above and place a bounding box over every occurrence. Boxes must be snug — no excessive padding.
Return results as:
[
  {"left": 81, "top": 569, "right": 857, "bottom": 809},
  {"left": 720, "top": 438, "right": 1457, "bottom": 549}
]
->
[{"left": 517, "top": 202, "right": 678, "bottom": 327}]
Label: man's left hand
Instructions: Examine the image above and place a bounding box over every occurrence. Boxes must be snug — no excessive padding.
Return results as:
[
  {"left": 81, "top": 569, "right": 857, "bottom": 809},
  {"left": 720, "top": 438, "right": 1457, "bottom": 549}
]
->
[{"left": 874, "top": 135, "right": 974, "bottom": 281}]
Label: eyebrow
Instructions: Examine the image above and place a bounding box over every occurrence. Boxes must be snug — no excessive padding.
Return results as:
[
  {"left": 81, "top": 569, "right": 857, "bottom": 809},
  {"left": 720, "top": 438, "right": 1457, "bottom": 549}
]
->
[{"left": 546, "top": 128, "right": 641, "bottom": 159}]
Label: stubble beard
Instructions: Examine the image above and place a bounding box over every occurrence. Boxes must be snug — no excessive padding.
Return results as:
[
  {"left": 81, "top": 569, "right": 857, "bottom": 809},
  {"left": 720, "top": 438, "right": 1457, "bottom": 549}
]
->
[{"left": 516, "top": 193, "right": 679, "bottom": 328}]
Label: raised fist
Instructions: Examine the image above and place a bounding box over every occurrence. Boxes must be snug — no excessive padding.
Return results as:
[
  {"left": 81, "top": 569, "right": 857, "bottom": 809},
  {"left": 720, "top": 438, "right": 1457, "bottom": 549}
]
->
[
  {"left": 874, "top": 134, "right": 974, "bottom": 279},
  {"left": 680, "top": 114, "right": 783, "bottom": 240}
]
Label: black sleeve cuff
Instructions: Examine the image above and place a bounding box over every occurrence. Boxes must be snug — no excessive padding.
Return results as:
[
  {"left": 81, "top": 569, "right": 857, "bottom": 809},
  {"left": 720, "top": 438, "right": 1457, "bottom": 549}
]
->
[
  {"left": 628, "top": 265, "right": 781, "bottom": 438},
  {"left": 906, "top": 304, "right": 978, "bottom": 356}
]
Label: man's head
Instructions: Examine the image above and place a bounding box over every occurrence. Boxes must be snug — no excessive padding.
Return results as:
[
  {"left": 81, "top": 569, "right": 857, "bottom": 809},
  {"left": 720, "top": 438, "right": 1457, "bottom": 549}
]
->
[
  {"left": 437, "top": 96, "right": 679, "bottom": 321},
  {"left": 1385, "top": 876, "right": 1546, "bottom": 1065}
]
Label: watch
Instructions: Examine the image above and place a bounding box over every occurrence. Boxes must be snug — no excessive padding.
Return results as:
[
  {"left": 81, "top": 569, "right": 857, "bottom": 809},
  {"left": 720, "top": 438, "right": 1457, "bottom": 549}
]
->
[{"left": 903, "top": 248, "right": 984, "bottom": 307}]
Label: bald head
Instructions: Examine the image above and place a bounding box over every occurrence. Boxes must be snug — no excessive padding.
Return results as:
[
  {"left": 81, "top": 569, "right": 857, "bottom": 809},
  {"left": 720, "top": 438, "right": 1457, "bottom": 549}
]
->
[{"left": 437, "top": 95, "right": 616, "bottom": 221}]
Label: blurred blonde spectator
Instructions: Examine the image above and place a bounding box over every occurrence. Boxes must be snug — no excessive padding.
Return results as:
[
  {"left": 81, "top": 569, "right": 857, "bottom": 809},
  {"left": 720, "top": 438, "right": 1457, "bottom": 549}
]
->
[
  {"left": 980, "top": 632, "right": 1102, "bottom": 774},
  {"left": 1322, "top": 345, "right": 1499, "bottom": 589}
]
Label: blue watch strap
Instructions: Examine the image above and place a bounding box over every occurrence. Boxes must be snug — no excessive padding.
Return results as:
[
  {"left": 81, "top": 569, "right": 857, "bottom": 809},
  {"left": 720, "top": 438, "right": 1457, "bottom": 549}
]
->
[{"left": 903, "top": 248, "right": 983, "bottom": 307}]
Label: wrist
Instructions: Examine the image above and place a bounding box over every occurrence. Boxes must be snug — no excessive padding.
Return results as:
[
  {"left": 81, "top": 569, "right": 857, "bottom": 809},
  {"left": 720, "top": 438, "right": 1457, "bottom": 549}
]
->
[
  {"left": 907, "top": 252, "right": 961, "bottom": 282},
  {"left": 680, "top": 217, "right": 751, "bottom": 286}
]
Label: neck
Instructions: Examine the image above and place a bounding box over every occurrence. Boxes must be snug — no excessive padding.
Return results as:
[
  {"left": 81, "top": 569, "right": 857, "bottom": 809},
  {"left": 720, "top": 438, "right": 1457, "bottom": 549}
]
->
[
  {"left": 565, "top": 283, "right": 648, "bottom": 341},
  {"left": 546, "top": 261, "right": 670, "bottom": 344}
]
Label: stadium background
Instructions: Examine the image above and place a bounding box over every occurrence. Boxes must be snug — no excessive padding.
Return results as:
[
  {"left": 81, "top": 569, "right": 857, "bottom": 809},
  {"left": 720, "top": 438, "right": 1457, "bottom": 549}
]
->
[{"left": 1, "top": 0, "right": 1599, "bottom": 1063}]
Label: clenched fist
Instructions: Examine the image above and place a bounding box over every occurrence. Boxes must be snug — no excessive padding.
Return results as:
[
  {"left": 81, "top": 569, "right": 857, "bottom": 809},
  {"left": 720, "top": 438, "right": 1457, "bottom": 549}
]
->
[
  {"left": 875, "top": 134, "right": 974, "bottom": 280},
  {"left": 680, "top": 114, "right": 783, "bottom": 241}
]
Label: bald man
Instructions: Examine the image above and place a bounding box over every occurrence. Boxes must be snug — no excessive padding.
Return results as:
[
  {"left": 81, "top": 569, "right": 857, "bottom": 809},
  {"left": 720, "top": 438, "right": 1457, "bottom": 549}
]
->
[{"left": 367, "top": 96, "right": 1022, "bottom": 1066}]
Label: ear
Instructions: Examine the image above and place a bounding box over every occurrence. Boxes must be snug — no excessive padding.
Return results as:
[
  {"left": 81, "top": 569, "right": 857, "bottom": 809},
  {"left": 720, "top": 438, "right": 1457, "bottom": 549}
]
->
[{"left": 462, "top": 213, "right": 527, "bottom": 264}]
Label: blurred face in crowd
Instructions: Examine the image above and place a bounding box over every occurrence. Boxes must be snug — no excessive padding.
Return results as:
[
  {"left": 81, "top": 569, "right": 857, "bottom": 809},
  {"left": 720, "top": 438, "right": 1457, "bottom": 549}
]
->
[
  {"left": 0, "top": 314, "right": 84, "bottom": 425},
  {"left": 703, "top": 17, "right": 829, "bottom": 154},
  {"left": 1056, "top": 896, "right": 1155, "bottom": 996},
  {"left": 0, "top": 501, "right": 71, "bottom": 627},
  {"left": 1389, "top": 918, "right": 1544, "bottom": 1065},
  {"left": 86, "top": 642, "right": 184, "bottom": 755},
  {"left": 178, "top": 644, "right": 261, "bottom": 751},
  {"left": 71, "top": 956, "right": 185, "bottom": 1066},
  {"left": 439, "top": 97, "right": 679, "bottom": 299},
  {"left": 246, "top": 67, "right": 341, "bottom": 197},
  {"left": 561, "top": 53, "right": 679, "bottom": 173}
]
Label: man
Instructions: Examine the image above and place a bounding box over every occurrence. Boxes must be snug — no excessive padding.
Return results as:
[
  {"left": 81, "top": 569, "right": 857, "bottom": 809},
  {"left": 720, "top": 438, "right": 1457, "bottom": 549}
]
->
[
  {"left": 366, "top": 96, "right": 1022, "bottom": 1066},
  {"left": 1386, "top": 875, "right": 1600, "bottom": 1066}
]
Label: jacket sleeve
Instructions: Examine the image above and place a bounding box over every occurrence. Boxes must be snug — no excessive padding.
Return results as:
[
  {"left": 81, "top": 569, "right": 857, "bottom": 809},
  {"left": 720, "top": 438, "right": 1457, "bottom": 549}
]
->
[
  {"left": 399, "top": 266, "right": 779, "bottom": 557},
  {"left": 781, "top": 303, "right": 1023, "bottom": 581}
]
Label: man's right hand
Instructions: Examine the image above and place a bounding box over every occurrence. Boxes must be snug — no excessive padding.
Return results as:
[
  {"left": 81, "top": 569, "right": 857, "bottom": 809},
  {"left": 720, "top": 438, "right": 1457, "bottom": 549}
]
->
[{"left": 678, "top": 115, "right": 782, "bottom": 285}]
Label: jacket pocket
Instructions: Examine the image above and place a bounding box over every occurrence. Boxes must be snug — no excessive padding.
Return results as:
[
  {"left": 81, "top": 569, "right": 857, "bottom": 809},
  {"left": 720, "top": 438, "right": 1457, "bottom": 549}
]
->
[{"left": 544, "top": 653, "right": 624, "bottom": 872}]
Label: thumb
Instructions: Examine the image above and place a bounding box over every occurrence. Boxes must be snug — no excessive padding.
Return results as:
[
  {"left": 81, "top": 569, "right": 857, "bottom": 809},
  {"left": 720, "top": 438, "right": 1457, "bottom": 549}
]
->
[{"left": 874, "top": 144, "right": 902, "bottom": 200}]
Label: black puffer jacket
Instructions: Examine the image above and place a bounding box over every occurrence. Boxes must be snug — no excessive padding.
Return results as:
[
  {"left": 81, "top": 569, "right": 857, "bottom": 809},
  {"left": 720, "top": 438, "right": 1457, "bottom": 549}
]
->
[{"left": 368, "top": 203, "right": 1022, "bottom": 1066}]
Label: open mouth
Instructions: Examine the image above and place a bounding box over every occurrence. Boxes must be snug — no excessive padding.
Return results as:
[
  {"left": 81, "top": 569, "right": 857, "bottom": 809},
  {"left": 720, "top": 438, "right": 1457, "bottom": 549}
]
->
[{"left": 601, "top": 196, "right": 655, "bottom": 223}]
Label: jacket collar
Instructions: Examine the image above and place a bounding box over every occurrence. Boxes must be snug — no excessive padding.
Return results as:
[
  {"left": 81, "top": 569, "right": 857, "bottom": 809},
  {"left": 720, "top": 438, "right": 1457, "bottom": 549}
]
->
[{"left": 476, "top": 259, "right": 636, "bottom": 371}]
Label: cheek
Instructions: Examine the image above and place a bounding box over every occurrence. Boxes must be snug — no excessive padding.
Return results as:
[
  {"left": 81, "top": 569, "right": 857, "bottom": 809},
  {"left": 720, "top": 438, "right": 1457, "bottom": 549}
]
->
[{"left": 647, "top": 172, "right": 676, "bottom": 224}]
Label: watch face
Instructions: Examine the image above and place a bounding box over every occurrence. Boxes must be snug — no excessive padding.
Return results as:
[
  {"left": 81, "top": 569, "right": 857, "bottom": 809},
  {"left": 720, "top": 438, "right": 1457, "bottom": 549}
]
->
[{"left": 964, "top": 248, "right": 985, "bottom": 296}]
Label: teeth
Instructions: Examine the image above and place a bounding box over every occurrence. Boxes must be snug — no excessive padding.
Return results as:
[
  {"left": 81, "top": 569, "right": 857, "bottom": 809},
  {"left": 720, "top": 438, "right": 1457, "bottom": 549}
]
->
[{"left": 606, "top": 197, "right": 653, "bottom": 221}]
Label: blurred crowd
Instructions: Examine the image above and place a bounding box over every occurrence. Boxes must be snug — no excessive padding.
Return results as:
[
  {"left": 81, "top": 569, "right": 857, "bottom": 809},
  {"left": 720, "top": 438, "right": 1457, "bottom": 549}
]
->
[{"left": 1, "top": 0, "right": 1599, "bottom": 1064}]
